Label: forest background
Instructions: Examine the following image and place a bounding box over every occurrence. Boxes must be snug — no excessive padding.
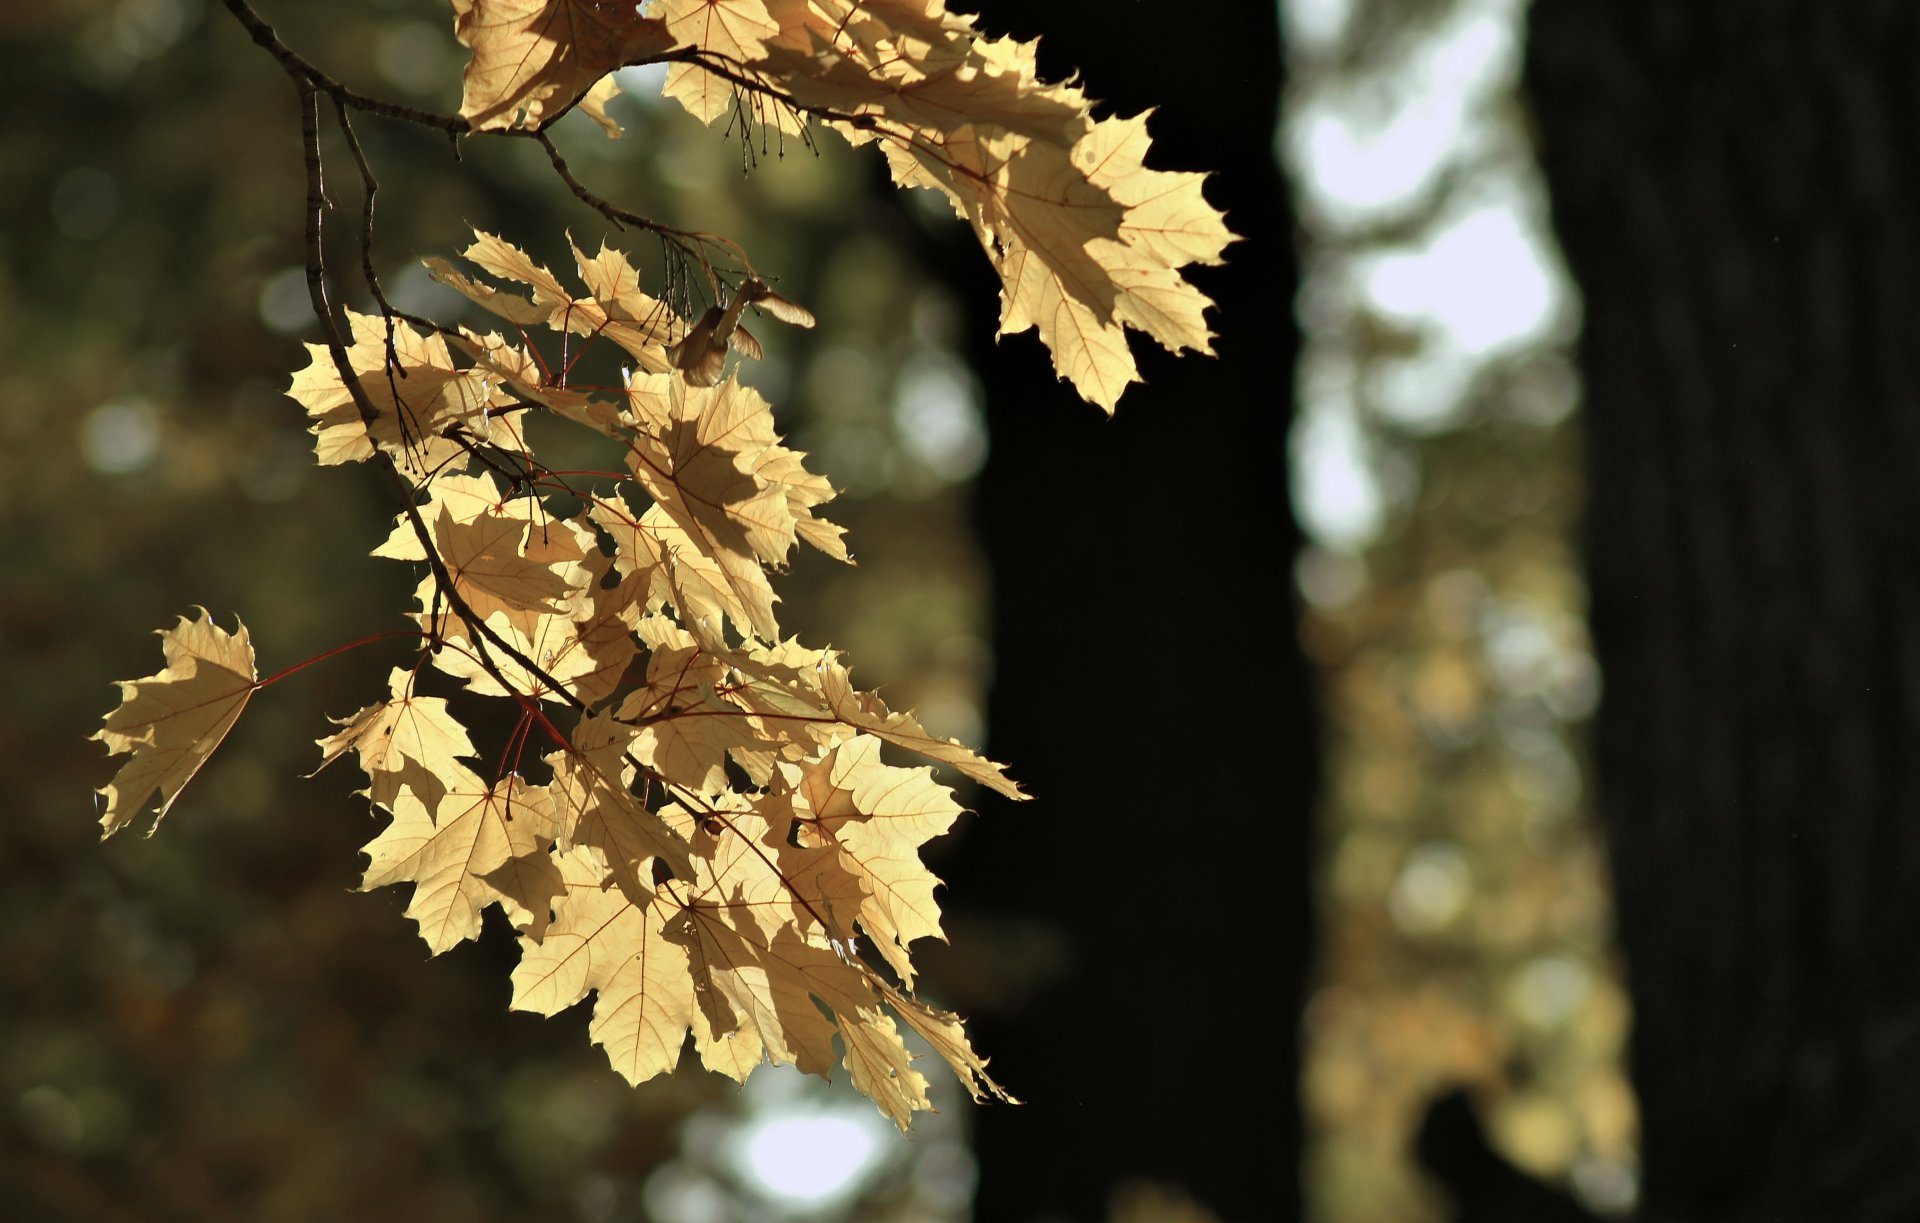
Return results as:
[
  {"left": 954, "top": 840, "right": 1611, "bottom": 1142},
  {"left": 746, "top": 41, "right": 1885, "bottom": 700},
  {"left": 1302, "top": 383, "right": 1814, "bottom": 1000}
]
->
[{"left": 7, "top": 1, "right": 1908, "bottom": 1222}]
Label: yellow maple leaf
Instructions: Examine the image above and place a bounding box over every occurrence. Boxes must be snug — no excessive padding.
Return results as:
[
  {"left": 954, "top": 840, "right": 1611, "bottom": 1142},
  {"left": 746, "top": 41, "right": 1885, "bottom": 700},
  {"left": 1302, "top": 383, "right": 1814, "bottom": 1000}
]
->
[
  {"left": 876, "top": 976, "right": 1013, "bottom": 1107},
  {"left": 313, "top": 666, "right": 479, "bottom": 810},
  {"left": 286, "top": 311, "right": 500, "bottom": 471},
  {"left": 510, "top": 845, "right": 699, "bottom": 1085},
  {"left": 93, "top": 609, "right": 257, "bottom": 838},
  {"left": 594, "top": 472, "right": 843, "bottom": 648},
  {"left": 414, "top": 591, "right": 629, "bottom": 705},
  {"left": 657, "top": 805, "right": 984, "bottom": 1127},
  {"left": 622, "top": 373, "right": 798, "bottom": 642},
  {"left": 359, "top": 769, "right": 562, "bottom": 954},
  {"left": 651, "top": 0, "right": 1233, "bottom": 410},
  {"left": 769, "top": 735, "right": 961, "bottom": 987},
  {"left": 371, "top": 476, "right": 649, "bottom": 707},
  {"left": 451, "top": 0, "right": 676, "bottom": 133},
  {"left": 655, "top": 0, "right": 781, "bottom": 125},
  {"left": 425, "top": 231, "right": 685, "bottom": 374},
  {"left": 815, "top": 651, "right": 1024, "bottom": 797},
  {"left": 619, "top": 614, "right": 785, "bottom": 792},
  {"left": 101, "top": 0, "right": 1240, "bottom": 1134},
  {"left": 545, "top": 707, "right": 694, "bottom": 895},
  {"left": 450, "top": 328, "right": 623, "bottom": 436},
  {"left": 384, "top": 504, "right": 577, "bottom": 615}
]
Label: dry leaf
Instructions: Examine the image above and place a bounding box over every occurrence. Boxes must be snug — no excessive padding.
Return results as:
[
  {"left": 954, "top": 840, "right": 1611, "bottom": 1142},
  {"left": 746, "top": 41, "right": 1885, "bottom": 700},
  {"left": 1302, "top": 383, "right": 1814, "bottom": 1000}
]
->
[
  {"left": 314, "top": 666, "right": 479, "bottom": 810},
  {"left": 359, "top": 769, "right": 562, "bottom": 953},
  {"left": 94, "top": 609, "right": 257, "bottom": 838},
  {"left": 644, "top": 0, "right": 1233, "bottom": 409},
  {"left": 452, "top": 0, "right": 675, "bottom": 133}
]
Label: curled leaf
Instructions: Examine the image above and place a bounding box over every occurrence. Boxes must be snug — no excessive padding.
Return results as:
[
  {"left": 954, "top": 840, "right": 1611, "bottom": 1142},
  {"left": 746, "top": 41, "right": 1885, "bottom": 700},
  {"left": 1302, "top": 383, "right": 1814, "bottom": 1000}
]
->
[{"left": 667, "top": 279, "right": 815, "bottom": 387}]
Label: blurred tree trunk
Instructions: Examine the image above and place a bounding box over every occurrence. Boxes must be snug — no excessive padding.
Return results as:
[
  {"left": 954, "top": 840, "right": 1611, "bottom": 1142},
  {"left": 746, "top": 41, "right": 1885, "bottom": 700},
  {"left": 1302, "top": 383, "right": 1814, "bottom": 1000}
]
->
[
  {"left": 1527, "top": 5, "right": 1920, "bottom": 1218},
  {"left": 924, "top": 5, "right": 1310, "bottom": 1222}
]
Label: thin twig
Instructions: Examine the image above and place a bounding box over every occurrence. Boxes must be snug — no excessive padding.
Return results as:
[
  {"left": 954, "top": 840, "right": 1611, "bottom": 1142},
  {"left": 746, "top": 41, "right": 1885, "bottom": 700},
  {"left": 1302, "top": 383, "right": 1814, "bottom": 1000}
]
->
[
  {"left": 328, "top": 97, "right": 443, "bottom": 338},
  {"left": 224, "top": 0, "right": 471, "bottom": 133},
  {"left": 291, "top": 76, "right": 587, "bottom": 713},
  {"left": 532, "top": 130, "right": 746, "bottom": 290}
]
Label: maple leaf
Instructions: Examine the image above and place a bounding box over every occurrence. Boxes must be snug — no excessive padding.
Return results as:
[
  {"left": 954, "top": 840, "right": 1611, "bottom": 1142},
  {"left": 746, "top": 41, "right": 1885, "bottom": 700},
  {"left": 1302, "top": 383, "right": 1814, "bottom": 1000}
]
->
[
  {"left": 450, "top": 328, "right": 621, "bottom": 435},
  {"left": 94, "top": 610, "right": 258, "bottom": 838},
  {"left": 510, "top": 845, "right": 699, "bottom": 1084},
  {"left": 767, "top": 735, "right": 962, "bottom": 987},
  {"left": 873, "top": 976, "right": 1013, "bottom": 1108},
  {"left": 417, "top": 594, "right": 634, "bottom": 706},
  {"left": 814, "top": 651, "right": 1024, "bottom": 797},
  {"left": 313, "top": 666, "right": 479, "bottom": 810},
  {"left": 545, "top": 707, "right": 694, "bottom": 896},
  {"left": 650, "top": 0, "right": 1233, "bottom": 410},
  {"left": 976, "top": 111, "right": 1235, "bottom": 406},
  {"left": 620, "top": 373, "right": 800, "bottom": 642},
  {"left": 618, "top": 614, "right": 785, "bottom": 793},
  {"left": 512, "top": 767, "right": 1008, "bottom": 1125},
  {"left": 286, "top": 311, "right": 503, "bottom": 472},
  {"left": 425, "top": 231, "right": 685, "bottom": 374},
  {"left": 368, "top": 473, "right": 650, "bottom": 706},
  {"left": 452, "top": 0, "right": 675, "bottom": 133},
  {"left": 670, "top": 908, "right": 940, "bottom": 1126},
  {"left": 658, "top": 802, "right": 1003, "bottom": 1128},
  {"left": 359, "top": 768, "right": 562, "bottom": 953},
  {"left": 374, "top": 498, "right": 578, "bottom": 618},
  {"left": 655, "top": 0, "right": 781, "bottom": 125},
  {"left": 100, "top": 0, "right": 1244, "bottom": 1134}
]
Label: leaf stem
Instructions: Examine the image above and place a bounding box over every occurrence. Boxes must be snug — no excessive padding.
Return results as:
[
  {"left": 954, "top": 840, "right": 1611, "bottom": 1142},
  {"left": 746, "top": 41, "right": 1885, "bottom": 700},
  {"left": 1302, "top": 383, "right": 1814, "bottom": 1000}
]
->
[{"left": 255, "top": 629, "right": 427, "bottom": 689}]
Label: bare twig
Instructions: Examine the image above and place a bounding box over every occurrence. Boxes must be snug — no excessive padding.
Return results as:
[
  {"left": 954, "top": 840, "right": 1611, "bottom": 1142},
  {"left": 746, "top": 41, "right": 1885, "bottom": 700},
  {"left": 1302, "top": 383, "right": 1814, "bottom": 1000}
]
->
[
  {"left": 224, "top": 0, "right": 471, "bottom": 133},
  {"left": 328, "top": 97, "right": 445, "bottom": 339}
]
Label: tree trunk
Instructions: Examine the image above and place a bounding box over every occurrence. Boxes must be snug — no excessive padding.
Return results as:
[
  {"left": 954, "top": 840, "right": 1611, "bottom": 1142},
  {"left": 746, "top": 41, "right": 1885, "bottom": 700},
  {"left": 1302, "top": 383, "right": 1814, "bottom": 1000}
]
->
[
  {"left": 1526, "top": 4, "right": 1920, "bottom": 1218},
  {"left": 925, "top": 6, "right": 1312, "bottom": 1221}
]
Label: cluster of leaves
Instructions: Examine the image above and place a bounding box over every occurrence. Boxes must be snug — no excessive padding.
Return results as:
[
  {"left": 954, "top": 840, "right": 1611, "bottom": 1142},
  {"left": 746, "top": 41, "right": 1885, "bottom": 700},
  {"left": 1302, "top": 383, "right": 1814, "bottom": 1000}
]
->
[
  {"left": 93, "top": 0, "right": 1228, "bottom": 1126},
  {"left": 460, "top": 0, "right": 1236, "bottom": 409}
]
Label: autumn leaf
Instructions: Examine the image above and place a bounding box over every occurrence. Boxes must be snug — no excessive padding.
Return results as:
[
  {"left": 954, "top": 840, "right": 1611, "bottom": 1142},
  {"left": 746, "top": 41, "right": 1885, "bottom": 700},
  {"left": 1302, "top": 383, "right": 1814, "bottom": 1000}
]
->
[
  {"left": 286, "top": 311, "right": 502, "bottom": 472},
  {"left": 450, "top": 327, "right": 621, "bottom": 435},
  {"left": 313, "top": 666, "right": 479, "bottom": 811},
  {"left": 506, "top": 794, "right": 1010, "bottom": 1129},
  {"left": 545, "top": 707, "right": 694, "bottom": 896},
  {"left": 93, "top": 0, "right": 1246, "bottom": 1136},
  {"left": 618, "top": 372, "right": 816, "bottom": 641},
  {"left": 374, "top": 502, "right": 578, "bottom": 618},
  {"left": 452, "top": 0, "right": 675, "bottom": 133},
  {"left": 767, "top": 735, "right": 963, "bottom": 987},
  {"left": 94, "top": 610, "right": 257, "bottom": 838},
  {"left": 657, "top": 801, "right": 1007, "bottom": 1128},
  {"left": 415, "top": 594, "right": 633, "bottom": 705},
  {"left": 107, "top": 212, "right": 1015, "bottom": 1124},
  {"left": 875, "top": 977, "right": 1014, "bottom": 1108},
  {"left": 978, "top": 111, "right": 1235, "bottom": 406},
  {"left": 359, "top": 769, "right": 562, "bottom": 954},
  {"left": 814, "top": 651, "right": 1024, "bottom": 797},
  {"left": 618, "top": 614, "right": 786, "bottom": 793},
  {"left": 649, "top": 0, "right": 1233, "bottom": 410},
  {"left": 654, "top": 0, "right": 780, "bottom": 126},
  {"left": 510, "top": 845, "right": 699, "bottom": 1084},
  {"left": 425, "top": 231, "right": 685, "bottom": 374}
]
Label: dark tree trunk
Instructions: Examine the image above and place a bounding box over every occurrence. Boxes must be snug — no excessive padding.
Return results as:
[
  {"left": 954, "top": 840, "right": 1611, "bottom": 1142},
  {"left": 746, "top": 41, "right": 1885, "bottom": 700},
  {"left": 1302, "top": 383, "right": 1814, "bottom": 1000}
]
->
[
  {"left": 923, "top": 6, "right": 1311, "bottom": 1222},
  {"left": 1527, "top": 5, "right": 1920, "bottom": 1218}
]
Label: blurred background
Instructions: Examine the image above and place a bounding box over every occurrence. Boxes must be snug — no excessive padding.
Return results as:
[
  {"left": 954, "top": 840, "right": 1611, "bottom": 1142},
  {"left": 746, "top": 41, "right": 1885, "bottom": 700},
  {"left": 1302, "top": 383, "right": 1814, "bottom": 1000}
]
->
[{"left": 20, "top": 0, "right": 1853, "bottom": 1219}]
